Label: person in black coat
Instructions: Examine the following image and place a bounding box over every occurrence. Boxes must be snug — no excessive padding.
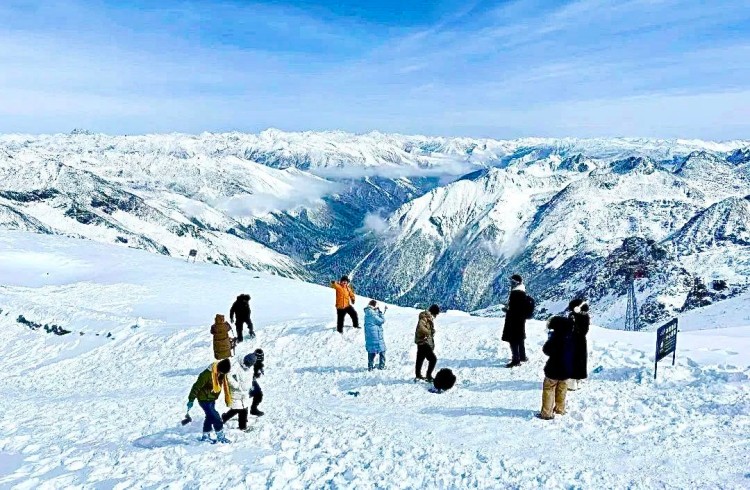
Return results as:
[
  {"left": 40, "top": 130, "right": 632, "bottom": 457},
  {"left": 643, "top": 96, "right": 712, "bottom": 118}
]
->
[
  {"left": 538, "top": 315, "right": 575, "bottom": 420},
  {"left": 502, "top": 274, "right": 529, "bottom": 368},
  {"left": 230, "top": 294, "right": 254, "bottom": 342},
  {"left": 568, "top": 299, "right": 590, "bottom": 391}
]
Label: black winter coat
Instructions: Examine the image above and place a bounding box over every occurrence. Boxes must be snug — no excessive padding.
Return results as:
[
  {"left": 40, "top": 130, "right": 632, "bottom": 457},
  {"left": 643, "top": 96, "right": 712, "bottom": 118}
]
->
[
  {"left": 542, "top": 316, "right": 575, "bottom": 380},
  {"left": 230, "top": 297, "right": 251, "bottom": 323},
  {"left": 571, "top": 312, "right": 590, "bottom": 379},
  {"left": 502, "top": 289, "right": 528, "bottom": 342}
]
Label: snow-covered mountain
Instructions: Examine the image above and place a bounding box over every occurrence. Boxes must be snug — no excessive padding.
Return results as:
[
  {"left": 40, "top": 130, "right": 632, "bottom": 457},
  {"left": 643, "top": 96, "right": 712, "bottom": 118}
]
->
[
  {"left": 1, "top": 232, "right": 748, "bottom": 488},
  {"left": 341, "top": 148, "right": 750, "bottom": 328},
  {"left": 1, "top": 130, "right": 749, "bottom": 329}
]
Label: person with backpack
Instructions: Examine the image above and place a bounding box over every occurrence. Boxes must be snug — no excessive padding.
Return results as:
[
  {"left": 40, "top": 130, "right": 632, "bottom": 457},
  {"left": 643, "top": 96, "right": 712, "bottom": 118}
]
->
[
  {"left": 187, "top": 358, "right": 232, "bottom": 443},
  {"left": 538, "top": 315, "right": 575, "bottom": 420},
  {"left": 211, "top": 314, "right": 235, "bottom": 360},
  {"left": 501, "top": 274, "right": 533, "bottom": 368},
  {"left": 567, "top": 299, "right": 590, "bottom": 391},
  {"left": 230, "top": 294, "right": 254, "bottom": 342},
  {"left": 331, "top": 275, "right": 359, "bottom": 333},
  {"left": 364, "top": 300, "right": 387, "bottom": 371},
  {"left": 414, "top": 304, "right": 440, "bottom": 382}
]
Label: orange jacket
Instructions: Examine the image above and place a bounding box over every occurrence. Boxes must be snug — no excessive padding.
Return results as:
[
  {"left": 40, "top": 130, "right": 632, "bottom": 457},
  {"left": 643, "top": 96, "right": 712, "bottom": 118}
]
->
[{"left": 331, "top": 281, "right": 355, "bottom": 309}]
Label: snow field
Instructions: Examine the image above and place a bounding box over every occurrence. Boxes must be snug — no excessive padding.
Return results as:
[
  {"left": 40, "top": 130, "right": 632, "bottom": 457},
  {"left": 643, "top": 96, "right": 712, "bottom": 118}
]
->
[{"left": 0, "top": 232, "right": 748, "bottom": 489}]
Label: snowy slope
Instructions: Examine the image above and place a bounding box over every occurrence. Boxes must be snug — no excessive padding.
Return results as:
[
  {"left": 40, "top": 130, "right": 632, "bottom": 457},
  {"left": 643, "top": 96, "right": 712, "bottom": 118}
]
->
[{"left": 0, "top": 232, "right": 748, "bottom": 489}]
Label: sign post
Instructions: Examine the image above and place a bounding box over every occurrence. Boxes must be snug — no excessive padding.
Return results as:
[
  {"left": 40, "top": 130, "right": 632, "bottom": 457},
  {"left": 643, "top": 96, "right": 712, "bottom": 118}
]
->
[{"left": 654, "top": 318, "right": 678, "bottom": 380}]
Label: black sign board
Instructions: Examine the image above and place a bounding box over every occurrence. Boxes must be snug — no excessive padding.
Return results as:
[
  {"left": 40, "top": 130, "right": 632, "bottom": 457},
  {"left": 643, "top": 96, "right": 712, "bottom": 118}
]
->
[{"left": 654, "top": 318, "right": 678, "bottom": 379}]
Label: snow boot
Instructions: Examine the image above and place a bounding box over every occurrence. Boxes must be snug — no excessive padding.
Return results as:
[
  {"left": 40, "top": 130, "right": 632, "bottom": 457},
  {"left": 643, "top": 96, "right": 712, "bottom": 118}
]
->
[
  {"left": 200, "top": 432, "right": 215, "bottom": 443},
  {"left": 250, "top": 407, "right": 265, "bottom": 417},
  {"left": 215, "top": 431, "right": 231, "bottom": 444},
  {"left": 505, "top": 361, "right": 520, "bottom": 368}
]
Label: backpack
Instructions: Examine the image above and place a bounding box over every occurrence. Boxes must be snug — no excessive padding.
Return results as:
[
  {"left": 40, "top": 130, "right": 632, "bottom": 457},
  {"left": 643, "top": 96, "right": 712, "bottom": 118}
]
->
[
  {"left": 433, "top": 368, "right": 457, "bottom": 392},
  {"left": 524, "top": 295, "right": 536, "bottom": 319}
]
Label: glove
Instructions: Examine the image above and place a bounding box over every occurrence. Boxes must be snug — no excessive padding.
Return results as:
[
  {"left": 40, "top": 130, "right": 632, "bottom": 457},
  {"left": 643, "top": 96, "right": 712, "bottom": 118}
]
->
[{"left": 187, "top": 400, "right": 194, "bottom": 411}]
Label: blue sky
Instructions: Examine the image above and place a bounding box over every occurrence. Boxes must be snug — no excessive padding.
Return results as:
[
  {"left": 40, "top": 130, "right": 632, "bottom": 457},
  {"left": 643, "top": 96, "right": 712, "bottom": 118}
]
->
[{"left": 2, "top": 0, "right": 750, "bottom": 139}]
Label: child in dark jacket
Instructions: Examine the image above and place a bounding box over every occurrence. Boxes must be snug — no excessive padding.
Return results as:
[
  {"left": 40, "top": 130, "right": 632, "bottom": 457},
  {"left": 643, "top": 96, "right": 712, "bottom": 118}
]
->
[{"left": 539, "top": 315, "right": 575, "bottom": 420}]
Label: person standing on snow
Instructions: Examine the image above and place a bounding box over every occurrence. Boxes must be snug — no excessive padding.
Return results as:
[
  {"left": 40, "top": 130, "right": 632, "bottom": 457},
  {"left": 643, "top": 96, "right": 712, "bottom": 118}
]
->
[
  {"left": 230, "top": 294, "right": 254, "bottom": 342},
  {"left": 567, "top": 299, "right": 590, "bottom": 391},
  {"left": 415, "top": 304, "right": 441, "bottom": 382},
  {"left": 187, "top": 358, "right": 232, "bottom": 443},
  {"left": 502, "top": 274, "right": 531, "bottom": 368},
  {"left": 538, "top": 315, "right": 575, "bottom": 420},
  {"left": 364, "top": 300, "right": 387, "bottom": 371},
  {"left": 211, "top": 314, "right": 235, "bottom": 360},
  {"left": 331, "top": 275, "right": 359, "bottom": 333},
  {"left": 221, "top": 349, "right": 265, "bottom": 430}
]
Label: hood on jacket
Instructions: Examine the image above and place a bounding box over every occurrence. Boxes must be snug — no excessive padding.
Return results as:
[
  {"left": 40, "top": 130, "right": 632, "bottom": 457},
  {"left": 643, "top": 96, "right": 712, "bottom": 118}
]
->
[
  {"left": 215, "top": 314, "right": 225, "bottom": 324},
  {"left": 419, "top": 310, "right": 434, "bottom": 322}
]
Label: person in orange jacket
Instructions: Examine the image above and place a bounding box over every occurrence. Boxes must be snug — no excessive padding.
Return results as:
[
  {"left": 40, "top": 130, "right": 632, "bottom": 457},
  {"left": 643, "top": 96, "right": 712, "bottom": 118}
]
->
[{"left": 331, "top": 275, "right": 359, "bottom": 333}]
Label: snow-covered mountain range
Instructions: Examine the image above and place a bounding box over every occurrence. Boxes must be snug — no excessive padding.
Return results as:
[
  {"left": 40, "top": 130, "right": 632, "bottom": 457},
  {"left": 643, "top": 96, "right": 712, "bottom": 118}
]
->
[{"left": 1, "top": 129, "right": 749, "bottom": 329}]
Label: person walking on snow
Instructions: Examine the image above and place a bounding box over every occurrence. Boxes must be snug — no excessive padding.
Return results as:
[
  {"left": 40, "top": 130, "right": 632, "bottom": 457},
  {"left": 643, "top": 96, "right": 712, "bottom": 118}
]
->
[
  {"left": 331, "top": 275, "right": 359, "bottom": 333},
  {"left": 222, "top": 349, "right": 265, "bottom": 430},
  {"left": 364, "top": 300, "right": 387, "bottom": 371},
  {"left": 567, "top": 299, "right": 590, "bottom": 391},
  {"left": 187, "top": 358, "right": 232, "bottom": 443},
  {"left": 415, "top": 304, "right": 441, "bottom": 382},
  {"left": 538, "top": 315, "right": 575, "bottom": 420},
  {"left": 230, "top": 294, "right": 254, "bottom": 342},
  {"left": 211, "top": 314, "right": 235, "bottom": 360},
  {"left": 502, "top": 274, "right": 531, "bottom": 368}
]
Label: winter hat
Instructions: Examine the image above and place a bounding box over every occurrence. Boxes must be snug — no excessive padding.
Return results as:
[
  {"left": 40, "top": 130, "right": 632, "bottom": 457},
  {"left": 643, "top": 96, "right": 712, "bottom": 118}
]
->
[
  {"left": 568, "top": 298, "right": 584, "bottom": 311},
  {"left": 340, "top": 275, "right": 350, "bottom": 283},
  {"left": 578, "top": 302, "right": 590, "bottom": 314},
  {"left": 428, "top": 304, "right": 441, "bottom": 316},
  {"left": 254, "top": 348, "right": 264, "bottom": 365},
  {"left": 510, "top": 274, "right": 523, "bottom": 285},
  {"left": 368, "top": 299, "right": 377, "bottom": 307},
  {"left": 217, "top": 358, "right": 231, "bottom": 374},
  {"left": 242, "top": 353, "right": 257, "bottom": 369}
]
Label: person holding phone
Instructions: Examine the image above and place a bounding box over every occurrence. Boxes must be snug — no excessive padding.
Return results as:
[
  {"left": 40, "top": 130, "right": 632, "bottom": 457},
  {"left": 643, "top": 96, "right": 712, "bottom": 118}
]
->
[{"left": 364, "top": 300, "right": 387, "bottom": 370}]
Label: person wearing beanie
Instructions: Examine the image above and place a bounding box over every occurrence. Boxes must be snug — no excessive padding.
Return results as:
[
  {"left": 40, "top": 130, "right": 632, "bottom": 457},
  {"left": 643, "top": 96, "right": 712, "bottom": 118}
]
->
[
  {"left": 364, "top": 300, "right": 388, "bottom": 371},
  {"left": 414, "top": 304, "right": 440, "bottom": 382},
  {"left": 187, "top": 359, "right": 232, "bottom": 443},
  {"left": 249, "top": 349, "right": 265, "bottom": 417},
  {"left": 229, "top": 294, "right": 254, "bottom": 342},
  {"left": 538, "top": 314, "right": 575, "bottom": 420},
  {"left": 501, "top": 274, "right": 531, "bottom": 368},
  {"left": 331, "top": 275, "right": 359, "bottom": 333},
  {"left": 568, "top": 299, "right": 591, "bottom": 391}
]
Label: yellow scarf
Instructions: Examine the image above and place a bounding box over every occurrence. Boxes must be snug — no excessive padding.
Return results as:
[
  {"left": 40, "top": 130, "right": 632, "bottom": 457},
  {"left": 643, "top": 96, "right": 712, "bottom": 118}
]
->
[{"left": 211, "top": 362, "right": 232, "bottom": 406}]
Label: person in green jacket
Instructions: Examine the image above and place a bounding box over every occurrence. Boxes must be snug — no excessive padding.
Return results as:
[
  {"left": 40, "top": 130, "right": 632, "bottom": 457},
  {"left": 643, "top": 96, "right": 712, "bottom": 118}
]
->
[{"left": 187, "top": 358, "right": 232, "bottom": 443}]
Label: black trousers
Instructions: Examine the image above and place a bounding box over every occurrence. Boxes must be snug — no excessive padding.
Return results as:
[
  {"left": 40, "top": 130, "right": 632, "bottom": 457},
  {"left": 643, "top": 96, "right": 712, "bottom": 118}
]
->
[
  {"left": 336, "top": 306, "right": 359, "bottom": 333},
  {"left": 235, "top": 319, "right": 252, "bottom": 342},
  {"left": 415, "top": 343, "right": 437, "bottom": 378},
  {"left": 509, "top": 341, "right": 527, "bottom": 363},
  {"left": 221, "top": 408, "right": 248, "bottom": 430}
]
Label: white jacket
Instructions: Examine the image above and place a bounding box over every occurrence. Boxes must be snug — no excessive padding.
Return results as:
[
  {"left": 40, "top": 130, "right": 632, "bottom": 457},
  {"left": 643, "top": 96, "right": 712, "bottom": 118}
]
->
[{"left": 227, "top": 362, "right": 253, "bottom": 410}]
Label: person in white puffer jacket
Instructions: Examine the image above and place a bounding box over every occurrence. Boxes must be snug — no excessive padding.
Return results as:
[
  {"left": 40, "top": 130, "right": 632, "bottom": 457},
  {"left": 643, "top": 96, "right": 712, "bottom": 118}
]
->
[{"left": 221, "top": 353, "right": 254, "bottom": 431}]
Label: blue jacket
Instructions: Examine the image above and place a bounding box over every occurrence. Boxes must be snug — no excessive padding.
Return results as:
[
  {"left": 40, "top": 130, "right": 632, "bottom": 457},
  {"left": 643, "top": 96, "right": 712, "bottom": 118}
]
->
[{"left": 364, "top": 306, "right": 386, "bottom": 353}]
